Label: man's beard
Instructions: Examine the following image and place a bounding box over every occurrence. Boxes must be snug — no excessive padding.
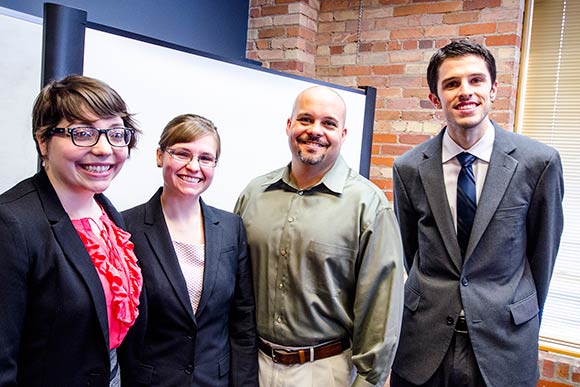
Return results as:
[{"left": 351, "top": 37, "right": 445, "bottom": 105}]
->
[{"left": 298, "top": 149, "right": 325, "bottom": 165}]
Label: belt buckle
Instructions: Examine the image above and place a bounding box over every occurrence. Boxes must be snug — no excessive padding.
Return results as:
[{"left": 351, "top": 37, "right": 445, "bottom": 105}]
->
[
  {"left": 271, "top": 348, "right": 281, "bottom": 363},
  {"left": 270, "top": 347, "right": 314, "bottom": 364},
  {"left": 296, "top": 347, "right": 314, "bottom": 364}
]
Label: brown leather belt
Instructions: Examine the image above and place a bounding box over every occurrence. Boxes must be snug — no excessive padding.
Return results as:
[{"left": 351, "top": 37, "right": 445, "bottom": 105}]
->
[{"left": 258, "top": 337, "right": 350, "bottom": 365}]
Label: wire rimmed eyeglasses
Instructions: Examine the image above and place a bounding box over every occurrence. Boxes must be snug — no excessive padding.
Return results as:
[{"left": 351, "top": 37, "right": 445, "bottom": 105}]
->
[
  {"left": 162, "top": 147, "right": 218, "bottom": 168},
  {"left": 49, "top": 126, "right": 134, "bottom": 147}
]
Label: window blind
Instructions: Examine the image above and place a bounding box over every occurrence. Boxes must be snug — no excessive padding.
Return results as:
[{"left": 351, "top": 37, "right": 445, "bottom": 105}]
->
[{"left": 517, "top": 0, "right": 580, "bottom": 353}]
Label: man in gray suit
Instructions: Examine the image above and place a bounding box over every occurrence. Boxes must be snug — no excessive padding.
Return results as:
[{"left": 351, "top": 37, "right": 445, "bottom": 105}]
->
[{"left": 390, "top": 40, "right": 564, "bottom": 387}]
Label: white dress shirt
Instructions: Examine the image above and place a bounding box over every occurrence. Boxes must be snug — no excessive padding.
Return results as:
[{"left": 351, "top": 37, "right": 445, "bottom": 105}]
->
[{"left": 442, "top": 121, "right": 495, "bottom": 232}]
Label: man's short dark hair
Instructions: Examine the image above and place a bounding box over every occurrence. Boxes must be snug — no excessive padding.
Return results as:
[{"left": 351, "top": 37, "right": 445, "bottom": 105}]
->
[{"left": 426, "top": 40, "right": 497, "bottom": 97}]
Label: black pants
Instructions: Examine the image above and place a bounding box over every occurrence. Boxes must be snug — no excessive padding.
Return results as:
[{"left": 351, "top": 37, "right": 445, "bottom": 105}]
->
[{"left": 390, "top": 332, "right": 486, "bottom": 387}]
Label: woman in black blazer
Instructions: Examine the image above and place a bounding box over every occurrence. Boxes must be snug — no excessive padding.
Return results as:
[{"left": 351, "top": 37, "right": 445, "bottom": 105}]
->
[
  {"left": 0, "top": 75, "right": 144, "bottom": 386},
  {"left": 122, "top": 114, "right": 258, "bottom": 387}
]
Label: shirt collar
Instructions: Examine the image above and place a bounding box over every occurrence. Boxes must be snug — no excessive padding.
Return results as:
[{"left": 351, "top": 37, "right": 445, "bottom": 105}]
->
[
  {"left": 442, "top": 120, "right": 495, "bottom": 163},
  {"left": 263, "top": 155, "right": 349, "bottom": 195}
]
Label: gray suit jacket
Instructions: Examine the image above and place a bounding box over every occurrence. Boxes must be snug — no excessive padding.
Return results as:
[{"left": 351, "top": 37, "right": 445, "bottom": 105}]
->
[{"left": 391, "top": 123, "right": 564, "bottom": 387}]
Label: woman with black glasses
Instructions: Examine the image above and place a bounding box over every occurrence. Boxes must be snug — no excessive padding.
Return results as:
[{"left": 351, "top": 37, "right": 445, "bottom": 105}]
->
[
  {"left": 0, "top": 75, "right": 144, "bottom": 387},
  {"left": 122, "top": 114, "right": 258, "bottom": 387}
]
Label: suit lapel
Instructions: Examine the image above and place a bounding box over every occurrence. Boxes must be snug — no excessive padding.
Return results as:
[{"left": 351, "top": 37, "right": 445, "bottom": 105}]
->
[
  {"left": 194, "top": 200, "right": 221, "bottom": 317},
  {"left": 417, "top": 132, "right": 463, "bottom": 270},
  {"left": 52, "top": 220, "right": 110, "bottom": 348},
  {"left": 144, "top": 191, "right": 197, "bottom": 325},
  {"left": 35, "top": 172, "right": 110, "bottom": 348},
  {"left": 466, "top": 125, "right": 517, "bottom": 260}
]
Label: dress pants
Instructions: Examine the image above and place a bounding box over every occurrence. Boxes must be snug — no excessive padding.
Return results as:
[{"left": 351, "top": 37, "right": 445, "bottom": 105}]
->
[
  {"left": 390, "top": 332, "right": 486, "bottom": 387},
  {"left": 258, "top": 348, "right": 356, "bottom": 387}
]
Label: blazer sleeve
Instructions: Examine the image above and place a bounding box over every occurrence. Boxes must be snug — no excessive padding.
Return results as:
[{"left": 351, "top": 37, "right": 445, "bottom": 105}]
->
[
  {"left": 526, "top": 149, "right": 564, "bottom": 316},
  {"left": 393, "top": 162, "right": 419, "bottom": 272},
  {"left": 228, "top": 216, "right": 258, "bottom": 387},
  {"left": 0, "top": 207, "right": 28, "bottom": 386},
  {"left": 118, "top": 224, "right": 148, "bottom": 386},
  {"left": 118, "top": 285, "right": 148, "bottom": 386}
]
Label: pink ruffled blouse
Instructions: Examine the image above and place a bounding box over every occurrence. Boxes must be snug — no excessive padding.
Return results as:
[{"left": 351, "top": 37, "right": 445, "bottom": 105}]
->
[{"left": 72, "top": 211, "right": 142, "bottom": 349}]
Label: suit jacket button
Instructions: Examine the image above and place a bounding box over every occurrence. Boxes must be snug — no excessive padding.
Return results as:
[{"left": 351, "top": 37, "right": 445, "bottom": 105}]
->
[
  {"left": 446, "top": 316, "right": 454, "bottom": 325},
  {"left": 184, "top": 364, "right": 194, "bottom": 374},
  {"left": 461, "top": 277, "right": 469, "bottom": 286}
]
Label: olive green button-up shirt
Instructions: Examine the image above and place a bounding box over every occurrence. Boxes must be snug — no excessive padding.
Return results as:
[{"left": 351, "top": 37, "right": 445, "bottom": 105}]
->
[{"left": 234, "top": 156, "right": 404, "bottom": 387}]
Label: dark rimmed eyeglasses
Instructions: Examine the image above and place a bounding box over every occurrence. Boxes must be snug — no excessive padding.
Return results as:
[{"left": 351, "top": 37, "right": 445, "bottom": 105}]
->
[
  {"left": 49, "top": 126, "right": 134, "bottom": 147},
  {"left": 162, "top": 147, "right": 218, "bottom": 168}
]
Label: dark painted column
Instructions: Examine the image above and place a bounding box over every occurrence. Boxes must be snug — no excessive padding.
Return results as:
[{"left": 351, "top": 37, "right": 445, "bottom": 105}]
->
[
  {"left": 359, "top": 86, "right": 376, "bottom": 179},
  {"left": 41, "top": 2, "right": 87, "bottom": 86}
]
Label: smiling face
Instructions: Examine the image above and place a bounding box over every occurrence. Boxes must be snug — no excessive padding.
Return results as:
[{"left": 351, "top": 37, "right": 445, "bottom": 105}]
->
[
  {"left": 38, "top": 112, "right": 128, "bottom": 199},
  {"left": 429, "top": 54, "right": 498, "bottom": 142},
  {"left": 286, "top": 87, "right": 347, "bottom": 177},
  {"left": 158, "top": 135, "right": 218, "bottom": 201}
]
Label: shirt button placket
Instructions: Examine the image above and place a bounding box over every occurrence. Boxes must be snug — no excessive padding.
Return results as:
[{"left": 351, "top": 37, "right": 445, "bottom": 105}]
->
[{"left": 274, "top": 191, "right": 300, "bottom": 336}]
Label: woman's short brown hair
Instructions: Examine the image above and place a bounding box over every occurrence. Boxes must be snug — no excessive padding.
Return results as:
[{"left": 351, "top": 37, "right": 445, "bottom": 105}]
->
[
  {"left": 32, "top": 75, "right": 140, "bottom": 156},
  {"left": 158, "top": 114, "right": 221, "bottom": 160}
]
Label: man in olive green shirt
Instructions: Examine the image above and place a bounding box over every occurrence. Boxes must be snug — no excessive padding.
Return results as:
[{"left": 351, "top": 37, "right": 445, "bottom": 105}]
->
[{"left": 234, "top": 86, "right": 404, "bottom": 387}]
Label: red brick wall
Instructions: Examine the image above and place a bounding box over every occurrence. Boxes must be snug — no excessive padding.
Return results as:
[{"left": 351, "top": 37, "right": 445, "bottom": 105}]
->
[
  {"left": 247, "top": 0, "right": 320, "bottom": 77},
  {"left": 538, "top": 351, "right": 580, "bottom": 387},
  {"left": 247, "top": 0, "right": 521, "bottom": 200}
]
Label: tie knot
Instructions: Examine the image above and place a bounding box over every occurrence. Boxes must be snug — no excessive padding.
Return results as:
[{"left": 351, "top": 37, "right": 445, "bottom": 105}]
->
[{"left": 457, "top": 152, "right": 476, "bottom": 167}]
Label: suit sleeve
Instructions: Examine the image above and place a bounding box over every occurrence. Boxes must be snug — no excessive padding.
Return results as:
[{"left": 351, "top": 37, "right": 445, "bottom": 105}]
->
[
  {"left": 526, "top": 150, "right": 564, "bottom": 316},
  {"left": 350, "top": 205, "right": 405, "bottom": 387},
  {"left": 228, "top": 216, "right": 258, "bottom": 387},
  {"left": 233, "top": 190, "right": 247, "bottom": 216},
  {"left": 118, "top": 210, "right": 148, "bottom": 386},
  {"left": 0, "top": 208, "right": 28, "bottom": 386},
  {"left": 393, "top": 163, "right": 419, "bottom": 272}
]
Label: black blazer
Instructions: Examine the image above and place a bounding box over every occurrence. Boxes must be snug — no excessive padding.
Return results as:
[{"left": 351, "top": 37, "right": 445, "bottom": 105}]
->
[
  {"left": 122, "top": 188, "right": 258, "bottom": 387},
  {"left": 0, "top": 170, "right": 144, "bottom": 387}
]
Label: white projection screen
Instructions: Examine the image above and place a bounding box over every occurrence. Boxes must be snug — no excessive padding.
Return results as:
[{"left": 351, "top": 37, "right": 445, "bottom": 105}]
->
[
  {"left": 1, "top": 5, "right": 375, "bottom": 212},
  {"left": 83, "top": 24, "right": 374, "bottom": 211},
  {"left": 0, "top": 7, "right": 42, "bottom": 193}
]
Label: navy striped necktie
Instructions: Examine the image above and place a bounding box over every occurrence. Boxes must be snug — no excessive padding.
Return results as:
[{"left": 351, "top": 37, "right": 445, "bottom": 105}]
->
[{"left": 456, "top": 152, "right": 477, "bottom": 258}]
